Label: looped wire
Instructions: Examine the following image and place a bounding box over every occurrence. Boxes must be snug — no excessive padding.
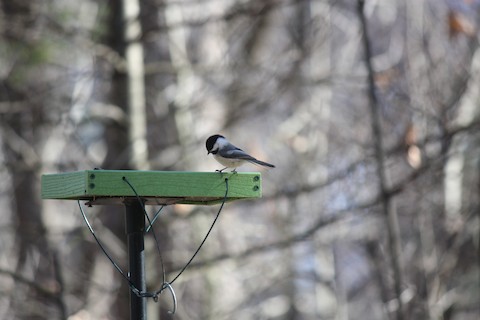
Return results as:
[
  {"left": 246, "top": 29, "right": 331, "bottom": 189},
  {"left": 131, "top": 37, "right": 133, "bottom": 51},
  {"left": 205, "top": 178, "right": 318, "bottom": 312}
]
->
[
  {"left": 156, "top": 282, "right": 177, "bottom": 314},
  {"left": 78, "top": 175, "right": 229, "bottom": 315}
]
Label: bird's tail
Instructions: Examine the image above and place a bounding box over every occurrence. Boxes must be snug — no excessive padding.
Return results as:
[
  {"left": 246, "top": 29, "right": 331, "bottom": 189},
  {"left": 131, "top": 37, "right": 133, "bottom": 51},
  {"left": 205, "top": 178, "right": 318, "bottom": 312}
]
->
[{"left": 249, "top": 158, "right": 275, "bottom": 168}]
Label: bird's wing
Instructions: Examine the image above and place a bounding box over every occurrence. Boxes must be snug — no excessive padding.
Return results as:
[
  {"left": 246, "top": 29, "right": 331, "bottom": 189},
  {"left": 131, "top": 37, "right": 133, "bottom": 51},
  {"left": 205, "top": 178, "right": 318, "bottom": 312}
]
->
[
  {"left": 222, "top": 148, "right": 257, "bottom": 161},
  {"left": 220, "top": 145, "right": 275, "bottom": 168}
]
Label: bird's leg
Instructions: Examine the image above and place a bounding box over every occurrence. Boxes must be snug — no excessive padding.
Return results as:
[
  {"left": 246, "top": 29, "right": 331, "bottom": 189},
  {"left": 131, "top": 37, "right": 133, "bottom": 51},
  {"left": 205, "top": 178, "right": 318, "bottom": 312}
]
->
[
  {"left": 215, "top": 167, "right": 228, "bottom": 173},
  {"left": 231, "top": 168, "right": 238, "bottom": 174}
]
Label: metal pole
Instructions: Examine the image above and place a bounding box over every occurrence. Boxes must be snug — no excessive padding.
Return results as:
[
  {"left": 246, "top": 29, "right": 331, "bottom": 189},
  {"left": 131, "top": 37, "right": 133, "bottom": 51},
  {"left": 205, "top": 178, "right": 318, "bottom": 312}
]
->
[{"left": 125, "top": 200, "right": 147, "bottom": 320}]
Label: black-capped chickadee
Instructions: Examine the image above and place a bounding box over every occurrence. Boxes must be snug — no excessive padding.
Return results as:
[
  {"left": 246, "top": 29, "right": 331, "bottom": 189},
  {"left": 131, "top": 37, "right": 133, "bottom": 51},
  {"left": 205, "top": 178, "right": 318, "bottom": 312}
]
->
[{"left": 206, "top": 134, "right": 275, "bottom": 172}]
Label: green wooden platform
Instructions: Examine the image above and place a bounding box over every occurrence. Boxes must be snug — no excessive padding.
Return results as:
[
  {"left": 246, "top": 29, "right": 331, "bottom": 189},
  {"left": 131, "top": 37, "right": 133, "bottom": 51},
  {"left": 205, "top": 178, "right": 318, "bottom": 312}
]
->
[{"left": 41, "top": 170, "right": 262, "bottom": 205}]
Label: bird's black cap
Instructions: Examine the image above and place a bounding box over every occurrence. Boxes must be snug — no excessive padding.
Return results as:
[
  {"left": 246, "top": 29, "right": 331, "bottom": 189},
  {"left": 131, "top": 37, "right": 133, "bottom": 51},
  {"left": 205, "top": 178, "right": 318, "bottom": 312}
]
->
[{"left": 206, "top": 134, "right": 224, "bottom": 154}]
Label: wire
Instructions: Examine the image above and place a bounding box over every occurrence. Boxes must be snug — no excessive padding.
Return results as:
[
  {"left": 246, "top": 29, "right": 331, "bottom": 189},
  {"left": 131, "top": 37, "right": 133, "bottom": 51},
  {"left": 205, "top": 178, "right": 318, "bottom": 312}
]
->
[
  {"left": 78, "top": 201, "right": 138, "bottom": 293},
  {"left": 122, "top": 176, "right": 167, "bottom": 286},
  {"left": 78, "top": 200, "right": 170, "bottom": 301},
  {"left": 146, "top": 205, "right": 165, "bottom": 233},
  {"left": 169, "top": 177, "right": 229, "bottom": 284},
  {"left": 78, "top": 176, "right": 229, "bottom": 314}
]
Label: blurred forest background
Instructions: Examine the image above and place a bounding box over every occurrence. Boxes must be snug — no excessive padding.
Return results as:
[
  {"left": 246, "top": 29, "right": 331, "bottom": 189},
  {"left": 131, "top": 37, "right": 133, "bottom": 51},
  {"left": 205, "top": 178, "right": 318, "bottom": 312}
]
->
[{"left": 0, "top": 0, "right": 479, "bottom": 319}]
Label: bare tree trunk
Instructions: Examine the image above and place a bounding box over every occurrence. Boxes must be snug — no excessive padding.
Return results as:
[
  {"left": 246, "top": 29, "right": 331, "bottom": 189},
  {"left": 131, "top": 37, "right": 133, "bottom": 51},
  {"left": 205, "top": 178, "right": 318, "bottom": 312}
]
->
[
  {"left": 357, "top": 1, "right": 405, "bottom": 320},
  {"left": 2, "top": 115, "right": 67, "bottom": 319},
  {"left": 309, "top": 1, "right": 337, "bottom": 318},
  {"left": 122, "top": 0, "right": 149, "bottom": 170},
  {"left": 165, "top": 1, "right": 196, "bottom": 150}
]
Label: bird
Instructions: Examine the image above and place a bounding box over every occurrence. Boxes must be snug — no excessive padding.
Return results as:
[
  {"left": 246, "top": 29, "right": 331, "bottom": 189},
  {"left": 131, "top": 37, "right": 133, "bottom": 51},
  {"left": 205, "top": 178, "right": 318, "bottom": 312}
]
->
[{"left": 206, "top": 134, "right": 275, "bottom": 172}]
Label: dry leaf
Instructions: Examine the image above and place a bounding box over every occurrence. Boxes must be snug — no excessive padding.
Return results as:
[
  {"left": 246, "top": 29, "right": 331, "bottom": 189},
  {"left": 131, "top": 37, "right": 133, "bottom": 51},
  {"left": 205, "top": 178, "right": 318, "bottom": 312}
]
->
[{"left": 448, "top": 10, "right": 476, "bottom": 38}]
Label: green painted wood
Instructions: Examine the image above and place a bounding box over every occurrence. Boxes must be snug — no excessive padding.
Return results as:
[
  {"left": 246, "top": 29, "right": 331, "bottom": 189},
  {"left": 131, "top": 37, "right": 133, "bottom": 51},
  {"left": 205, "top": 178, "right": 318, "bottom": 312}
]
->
[{"left": 41, "top": 170, "right": 262, "bottom": 205}]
